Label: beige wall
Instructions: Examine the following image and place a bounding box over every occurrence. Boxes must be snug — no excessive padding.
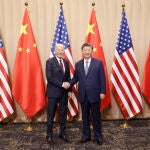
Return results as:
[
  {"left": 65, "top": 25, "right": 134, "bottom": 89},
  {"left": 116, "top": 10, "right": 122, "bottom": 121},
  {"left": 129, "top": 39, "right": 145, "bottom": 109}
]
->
[{"left": 0, "top": 0, "right": 149, "bottom": 122}]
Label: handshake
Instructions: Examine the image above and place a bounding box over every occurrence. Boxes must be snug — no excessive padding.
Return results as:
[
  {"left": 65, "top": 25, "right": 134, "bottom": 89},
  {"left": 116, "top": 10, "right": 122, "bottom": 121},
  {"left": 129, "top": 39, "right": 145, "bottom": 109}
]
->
[{"left": 62, "top": 82, "right": 70, "bottom": 89}]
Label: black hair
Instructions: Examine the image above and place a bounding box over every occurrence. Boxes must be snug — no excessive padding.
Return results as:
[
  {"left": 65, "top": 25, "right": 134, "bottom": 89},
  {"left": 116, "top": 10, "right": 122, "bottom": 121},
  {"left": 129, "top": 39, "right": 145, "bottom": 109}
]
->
[{"left": 81, "top": 43, "right": 93, "bottom": 50}]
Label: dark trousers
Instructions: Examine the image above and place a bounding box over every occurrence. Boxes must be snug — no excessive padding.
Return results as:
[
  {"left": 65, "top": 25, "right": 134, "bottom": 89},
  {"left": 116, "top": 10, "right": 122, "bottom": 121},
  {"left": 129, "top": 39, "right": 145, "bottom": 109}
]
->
[
  {"left": 81, "top": 94, "right": 102, "bottom": 140},
  {"left": 46, "top": 93, "right": 68, "bottom": 137}
]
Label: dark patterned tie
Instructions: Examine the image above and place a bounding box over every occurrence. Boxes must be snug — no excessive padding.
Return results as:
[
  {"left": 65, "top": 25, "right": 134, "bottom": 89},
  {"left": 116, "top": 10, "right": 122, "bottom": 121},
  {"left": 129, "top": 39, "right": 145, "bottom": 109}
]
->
[{"left": 59, "top": 59, "right": 64, "bottom": 74}]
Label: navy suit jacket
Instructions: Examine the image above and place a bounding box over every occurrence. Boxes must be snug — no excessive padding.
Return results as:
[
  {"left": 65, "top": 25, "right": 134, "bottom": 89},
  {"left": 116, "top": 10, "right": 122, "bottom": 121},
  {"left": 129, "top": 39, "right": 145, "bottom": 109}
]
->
[
  {"left": 46, "top": 57, "right": 70, "bottom": 98},
  {"left": 70, "top": 58, "right": 106, "bottom": 103}
]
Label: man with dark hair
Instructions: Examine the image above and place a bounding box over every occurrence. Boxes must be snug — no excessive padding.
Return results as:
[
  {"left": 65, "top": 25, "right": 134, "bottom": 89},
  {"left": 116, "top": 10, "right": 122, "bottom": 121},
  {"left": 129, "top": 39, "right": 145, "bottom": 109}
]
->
[{"left": 70, "top": 43, "right": 106, "bottom": 145}]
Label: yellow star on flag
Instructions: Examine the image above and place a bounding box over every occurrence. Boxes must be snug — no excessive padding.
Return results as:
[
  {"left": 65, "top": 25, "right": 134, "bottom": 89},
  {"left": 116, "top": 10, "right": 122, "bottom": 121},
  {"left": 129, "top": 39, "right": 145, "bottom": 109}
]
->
[
  {"left": 86, "top": 24, "right": 95, "bottom": 35},
  {"left": 18, "top": 47, "right": 23, "bottom": 52},
  {"left": 20, "top": 24, "right": 28, "bottom": 36},
  {"left": 93, "top": 47, "right": 97, "bottom": 52},
  {"left": 33, "top": 43, "right": 37, "bottom": 48},
  {"left": 26, "top": 48, "right": 30, "bottom": 53}
]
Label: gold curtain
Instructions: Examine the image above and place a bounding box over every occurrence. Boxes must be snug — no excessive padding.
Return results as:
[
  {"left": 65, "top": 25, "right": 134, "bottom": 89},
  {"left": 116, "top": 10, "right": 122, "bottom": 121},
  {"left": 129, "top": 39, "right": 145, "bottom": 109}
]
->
[{"left": 0, "top": 0, "right": 149, "bottom": 122}]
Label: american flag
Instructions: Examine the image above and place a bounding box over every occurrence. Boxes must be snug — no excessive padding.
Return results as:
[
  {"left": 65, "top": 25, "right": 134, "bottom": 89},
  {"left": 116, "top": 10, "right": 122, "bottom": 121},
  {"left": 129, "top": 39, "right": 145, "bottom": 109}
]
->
[
  {"left": 110, "top": 8, "right": 142, "bottom": 120},
  {"left": 0, "top": 37, "right": 14, "bottom": 121},
  {"left": 50, "top": 6, "right": 78, "bottom": 119}
]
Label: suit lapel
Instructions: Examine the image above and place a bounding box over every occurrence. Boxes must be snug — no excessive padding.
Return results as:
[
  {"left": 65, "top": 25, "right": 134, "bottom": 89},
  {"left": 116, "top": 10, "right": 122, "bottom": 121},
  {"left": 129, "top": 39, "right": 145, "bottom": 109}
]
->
[
  {"left": 54, "top": 57, "right": 64, "bottom": 75},
  {"left": 80, "top": 59, "right": 86, "bottom": 77},
  {"left": 54, "top": 57, "right": 60, "bottom": 67},
  {"left": 62, "top": 58, "right": 67, "bottom": 74}
]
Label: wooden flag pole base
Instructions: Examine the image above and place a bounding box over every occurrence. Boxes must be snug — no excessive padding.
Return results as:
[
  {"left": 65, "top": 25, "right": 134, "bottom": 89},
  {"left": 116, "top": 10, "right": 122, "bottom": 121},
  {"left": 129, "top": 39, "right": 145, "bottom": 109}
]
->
[{"left": 120, "top": 120, "right": 131, "bottom": 129}]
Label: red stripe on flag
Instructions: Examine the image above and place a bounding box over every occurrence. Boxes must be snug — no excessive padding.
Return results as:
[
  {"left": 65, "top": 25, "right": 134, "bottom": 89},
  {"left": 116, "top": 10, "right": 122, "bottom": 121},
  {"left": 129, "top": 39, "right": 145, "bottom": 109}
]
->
[
  {"left": 67, "top": 108, "right": 72, "bottom": 119},
  {"left": 0, "top": 80, "right": 14, "bottom": 113},
  {"left": 120, "top": 53, "right": 142, "bottom": 110},
  {"left": 0, "top": 44, "right": 14, "bottom": 121},
  {"left": 125, "top": 49, "right": 139, "bottom": 72},
  {"left": 121, "top": 51, "right": 140, "bottom": 85},
  {"left": 111, "top": 68, "right": 137, "bottom": 116},
  {"left": 111, "top": 83, "right": 130, "bottom": 119},
  {"left": 0, "top": 63, "right": 13, "bottom": 107},
  {"left": 63, "top": 50, "right": 79, "bottom": 119},
  {"left": 0, "top": 111, "right": 3, "bottom": 121},
  {"left": 68, "top": 97, "right": 78, "bottom": 113}
]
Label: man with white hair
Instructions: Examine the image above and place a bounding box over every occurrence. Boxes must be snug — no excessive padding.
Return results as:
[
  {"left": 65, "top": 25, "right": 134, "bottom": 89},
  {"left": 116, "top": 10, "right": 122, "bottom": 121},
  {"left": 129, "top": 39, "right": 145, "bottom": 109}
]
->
[{"left": 45, "top": 43, "right": 70, "bottom": 145}]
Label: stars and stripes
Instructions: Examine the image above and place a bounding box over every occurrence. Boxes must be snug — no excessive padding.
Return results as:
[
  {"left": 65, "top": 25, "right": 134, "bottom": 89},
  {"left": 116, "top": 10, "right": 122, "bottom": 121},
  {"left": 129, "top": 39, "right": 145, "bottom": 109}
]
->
[
  {"left": 0, "top": 37, "right": 14, "bottom": 121},
  {"left": 50, "top": 6, "right": 78, "bottom": 119},
  {"left": 110, "top": 8, "right": 142, "bottom": 119}
]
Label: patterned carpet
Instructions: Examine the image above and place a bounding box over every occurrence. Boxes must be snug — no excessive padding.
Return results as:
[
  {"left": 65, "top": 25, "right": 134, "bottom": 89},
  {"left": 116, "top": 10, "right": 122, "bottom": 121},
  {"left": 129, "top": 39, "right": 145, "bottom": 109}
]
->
[{"left": 0, "top": 119, "right": 150, "bottom": 150}]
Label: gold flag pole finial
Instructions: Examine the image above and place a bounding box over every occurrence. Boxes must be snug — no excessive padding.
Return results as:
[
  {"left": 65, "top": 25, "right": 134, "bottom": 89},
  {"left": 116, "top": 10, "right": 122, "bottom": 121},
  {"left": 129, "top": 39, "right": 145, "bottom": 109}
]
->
[
  {"left": 60, "top": 1, "right": 63, "bottom": 6},
  {"left": 122, "top": 4, "right": 125, "bottom": 8},
  {"left": 121, "top": 0, "right": 125, "bottom": 8},
  {"left": 24, "top": 2, "right": 28, "bottom": 6},
  {"left": 24, "top": 1, "right": 30, "bottom": 13},
  {"left": 92, "top": 2, "right": 95, "bottom": 7}
]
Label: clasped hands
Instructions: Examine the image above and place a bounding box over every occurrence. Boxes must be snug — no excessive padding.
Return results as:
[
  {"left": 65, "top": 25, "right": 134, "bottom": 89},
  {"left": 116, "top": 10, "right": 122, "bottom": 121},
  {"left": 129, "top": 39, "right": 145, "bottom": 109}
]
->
[{"left": 62, "top": 82, "right": 70, "bottom": 89}]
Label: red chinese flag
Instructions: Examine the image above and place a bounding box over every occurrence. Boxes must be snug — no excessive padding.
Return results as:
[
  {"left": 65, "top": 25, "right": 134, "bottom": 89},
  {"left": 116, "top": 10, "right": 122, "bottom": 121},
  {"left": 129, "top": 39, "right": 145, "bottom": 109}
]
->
[
  {"left": 85, "top": 8, "right": 111, "bottom": 110},
  {"left": 12, "top": 9, "right": 46, "bottom": 118},
  {"left": 142, "top": 43, "right": 150, "bottom": 103}
]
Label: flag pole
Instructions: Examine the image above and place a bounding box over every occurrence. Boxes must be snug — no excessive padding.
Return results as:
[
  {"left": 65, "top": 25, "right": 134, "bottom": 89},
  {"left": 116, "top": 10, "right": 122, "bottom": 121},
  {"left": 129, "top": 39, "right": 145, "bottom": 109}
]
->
[
  {"left": 119, "top": 2, "right": 131, "bottom": 129},
  {"left": 92, "top": 1, "right": 95, "bottom": 7},
  {"left": 24, "top": 117, "right": 33, "bottom": 131},
  {"left": 49, "top": 1, "right": 64, "bottom": 132},
  {"left": 121, "top": 0, "right": 125, "bottom": 9},
  {"left": 24, "top": 1, "right": 29, "bottom": 7},
  {"left": 89, "top": 1, "right": 95, "bottom": 130},
  {"left": 52, "top": 1, "right": 63, "bottom": 131},
  {"left": 22, "top": 1, "right": 33, "bottom": 132},
  {"left": 60, "top": 1, "right": 63, "bottom": 6}
]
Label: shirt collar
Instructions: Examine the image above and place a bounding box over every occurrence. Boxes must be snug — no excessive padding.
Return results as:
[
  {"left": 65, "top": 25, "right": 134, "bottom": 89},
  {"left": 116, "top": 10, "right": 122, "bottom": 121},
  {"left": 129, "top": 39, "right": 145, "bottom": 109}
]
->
[
  {"left": 56, "top": 56, "right": 63, "bottom": 62},
  {"left": 84, "top": 58, "right": 91, "bottom": 63}
]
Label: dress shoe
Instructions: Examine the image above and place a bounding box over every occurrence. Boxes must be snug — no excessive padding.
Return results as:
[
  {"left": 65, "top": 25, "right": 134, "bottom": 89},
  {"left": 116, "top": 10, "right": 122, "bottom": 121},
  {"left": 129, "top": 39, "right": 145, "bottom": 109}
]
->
[
  {"left": 46, "top": 136, "right": 55, "bottom": 145},
  {"left": 93, "top": 138, "right": 103, "bottom": 145},
  {"left": 59, "top": 134, "right": 69, "bottom": 142},
  {"left": 78, "top": 138, "right": 91, "bottom": 143}
]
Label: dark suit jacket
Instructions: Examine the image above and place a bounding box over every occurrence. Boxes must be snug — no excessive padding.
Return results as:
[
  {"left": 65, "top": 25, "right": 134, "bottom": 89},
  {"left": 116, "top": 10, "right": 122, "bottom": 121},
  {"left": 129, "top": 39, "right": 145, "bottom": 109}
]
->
[
  {"left": 46, "top": 56, "right": 70, "bottom": 98},
  {"left": 70, "top": 58, "right": 106, "bottom": 103}
]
